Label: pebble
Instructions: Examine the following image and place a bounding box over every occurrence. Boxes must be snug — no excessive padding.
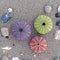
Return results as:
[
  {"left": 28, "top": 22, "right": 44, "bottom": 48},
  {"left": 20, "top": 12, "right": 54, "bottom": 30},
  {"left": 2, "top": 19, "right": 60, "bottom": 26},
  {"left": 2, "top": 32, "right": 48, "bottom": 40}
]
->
[
  {"left": 2, "top": 46, "right": 12, "bottom": 50},
  {"left": 55, "top": 13, "right": 60, "bottom": 18},
  {"left": 8, "top": 8, "right": 13, "bottom": 13},
  {"left": 20, "top": 53, "right": 23, "bottom": 56},
  {"left": 1, "top": 13, "right": 12, "bottom": 23},
  {"left": 45, "top": 5, "right": 52, "bottom": 13},
  {"left": 12, "top": 57, "right": 19, "bottom": 60},
  {"left": 56, "top": 21, "right": 60, "bottom": 26},
  {"left": 58, "top": 6, "right": 60, "bottom": 12},
  {"left": 55, "top": 30, "right": 60, "bottom": 40},
  {"left": 2, "top": 56, "right": 9, "bottom": 60},
  {"left": 54, "top": 57, "right": 60, "bottom": 60},
  {"left": 1, "top": 27, "right": 9, "bottom": 38},
  {"left": 2, "top": 50, "right": 6, "bottom": 53},
  {"left": 33, "top": 54, "right": 37, "bottom": 57}
]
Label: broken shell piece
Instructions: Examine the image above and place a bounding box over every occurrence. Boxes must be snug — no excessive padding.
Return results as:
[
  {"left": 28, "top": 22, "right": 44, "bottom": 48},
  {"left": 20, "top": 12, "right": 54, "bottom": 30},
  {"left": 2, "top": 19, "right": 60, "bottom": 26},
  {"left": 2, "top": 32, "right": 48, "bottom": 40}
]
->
[
  {"left": 58, "top": 6, "right": 60, "bottom": 12},
  {"left": 2, "top": 56, "right": 9, "bottom": 60},
  {"left": 8, "top": 8, "right": 13, "bottom": 13},
  {"left": 1, "top": 27, "right": 9, "bottom": 38},
  {"left": 12, "top": 57, "right": 19, "bottom": 60},
  {"left": 55, "top": 30, "right": 60, "bottom": 40},
  {"left": 2, "top": 46, "right": 12, "bottom": 50},
  {"left": 45, "top": 5, "right": 52, "bottom": 13}
]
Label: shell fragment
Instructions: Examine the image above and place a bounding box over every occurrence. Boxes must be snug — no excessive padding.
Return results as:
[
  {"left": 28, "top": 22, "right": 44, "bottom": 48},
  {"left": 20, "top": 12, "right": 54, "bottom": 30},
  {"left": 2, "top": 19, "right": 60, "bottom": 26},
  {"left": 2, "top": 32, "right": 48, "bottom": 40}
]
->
[
  {"left": 55, "top": 30, "right": 60, "bottom": 40},
  {"left": 8, "top": 8, "right": 13, "bottom": 13},
  {"left": 45, "top": 5, "right": 52, "bottom": 13},
  {"left": 12, "top": 57, "right": 19, "bottom": 60},
  {"left": 2, "top": 46, "right": 12, "bottom": 50},
  {"left": 1, "top": 27, "right": 9, "bottom": 38}
]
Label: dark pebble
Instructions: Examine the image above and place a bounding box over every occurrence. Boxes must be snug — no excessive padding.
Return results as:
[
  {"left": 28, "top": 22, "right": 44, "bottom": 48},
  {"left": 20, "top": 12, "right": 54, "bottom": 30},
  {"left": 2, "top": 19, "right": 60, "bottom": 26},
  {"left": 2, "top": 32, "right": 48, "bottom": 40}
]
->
[
  {"left": 55, "top": 13, "right": 60, "bottom": 18},
  {"left": 56, "top": 21, "right": 60, "bottom": 26}
]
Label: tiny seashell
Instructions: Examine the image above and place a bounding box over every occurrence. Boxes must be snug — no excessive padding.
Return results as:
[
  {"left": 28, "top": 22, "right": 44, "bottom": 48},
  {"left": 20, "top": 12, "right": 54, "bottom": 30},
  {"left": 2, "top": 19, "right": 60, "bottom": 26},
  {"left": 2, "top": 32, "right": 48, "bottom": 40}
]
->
[{"left": 45, "top": 5, "right": 52, "bottom": 13}]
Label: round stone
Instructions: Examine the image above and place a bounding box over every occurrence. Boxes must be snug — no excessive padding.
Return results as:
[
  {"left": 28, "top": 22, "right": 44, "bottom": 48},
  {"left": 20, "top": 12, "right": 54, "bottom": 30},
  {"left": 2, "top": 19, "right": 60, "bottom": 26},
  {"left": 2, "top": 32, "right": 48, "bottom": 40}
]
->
[
  {"left": 45, "top": 5, "right": 52, "bottom": 13},
  {"left": 56, "top": 21, "right": 60, "bottom": 26},
  {"left": 2, "top": 56, "right": 9, "bottom": 60},
  {"left": 55, "top": 13, "right": 60, "bottom": 18},
  {"left": 58, "top": 6, "right": 60, "bottom": 12},
  {"left": 54, "top": 57, "right": 60, "bottom": 60},
  {"left": 8, "top": 8, "right": 13, "bottom": 13},
  {"left": 12, "top": 57, "right": 19, "bottom": 60}
]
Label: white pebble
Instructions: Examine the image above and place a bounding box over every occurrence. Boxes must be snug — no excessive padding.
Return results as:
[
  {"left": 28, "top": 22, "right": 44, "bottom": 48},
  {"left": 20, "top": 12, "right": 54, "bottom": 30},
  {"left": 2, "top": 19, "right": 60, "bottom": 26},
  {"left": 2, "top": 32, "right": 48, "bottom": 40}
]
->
[
  {"left": 3, "top": 50, "right": 6, "bottom": 53},
  {"left": 45, "top": 5, "right": 52, "bottom": 13},
  {"left": 20, "top": 53, "right": 23, "bottom": 56},
  {"left": 2, "top": 46, "right": 12, "bottom": 50},
  {"left": 58, "top": 6, "right": 60, "bottom": 12},
  {"left": 8, "top": 8, "right": 13, "bottom": 13},
  {"left": 2, "top": 56, "right": 9, "bottom": 60},
  {"left": 33, "top": 54, "right": 37, "bottom": 57},
  {"left": 12, "top": 57, "right": 19, "bottom": 60},
  {"left": 55, "top": 30, "right": 60, "bottom": 40}
]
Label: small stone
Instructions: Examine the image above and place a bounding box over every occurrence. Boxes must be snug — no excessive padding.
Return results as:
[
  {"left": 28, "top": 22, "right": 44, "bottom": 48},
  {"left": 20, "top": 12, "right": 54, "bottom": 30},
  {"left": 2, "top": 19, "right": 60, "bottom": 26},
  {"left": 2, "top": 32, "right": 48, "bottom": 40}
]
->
[
  {"left": 55, "top": 30, "right": 60, "bottom": 40},
  {"left": 2, "top": 46, "right": 12, "bottom": 50},
  {"left": 1, "top": 27, "right": 9, "bottom": 37},
  {"left": 8, "top": 8, "right": 13, "bottom": 13},
  {"left": 2, "top": 56, "right": 9, "bottom": 60},
  {"left": 55, "top": 13, "right": 60, "bottom": 18},
  {"left": 33, "top": 54, "right": 37, "bottom": 57},
  {"left": 58, "top": 6, "right": 60, "bottom": 12},
  {"left": 3, "top": 50, "right": 6, "bottom": 53},
  {"left": 5, "top": 36, "right": 9, "bottom": 39},
  {"left": 45, "top": 5, "right": 52, "bottom": 13},
  {"left": 56, "top": 21, "right": 60, "bottom": 26},
  {"left": 20, "top": 53, "right": 23, "bottom": 56},
  {"left": 54, "top": 57, "right": 60, "bottom": 60},
  {"left": 12, "top": 57, "right": 19, "bottom": 60},
  {"left": 13, "top": 44, "right": 15, "bottom": 46},
  {"left": 1, "top": 13, "right": 12, "bottom": 23}
]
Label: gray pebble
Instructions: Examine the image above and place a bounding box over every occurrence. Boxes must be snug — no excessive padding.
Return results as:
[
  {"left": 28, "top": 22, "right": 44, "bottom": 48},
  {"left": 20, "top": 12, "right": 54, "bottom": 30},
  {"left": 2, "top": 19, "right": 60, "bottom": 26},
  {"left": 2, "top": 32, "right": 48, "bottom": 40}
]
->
[{"left": 54, "top": 57, "right": 60, "bottom": 60}]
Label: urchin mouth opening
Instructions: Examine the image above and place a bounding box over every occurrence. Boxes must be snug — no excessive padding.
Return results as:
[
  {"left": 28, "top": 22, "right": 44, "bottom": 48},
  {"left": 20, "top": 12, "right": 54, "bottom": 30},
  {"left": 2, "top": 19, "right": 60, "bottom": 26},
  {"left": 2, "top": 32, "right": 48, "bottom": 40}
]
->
[
  {"left": 19, "top": 28, "right": 23, "bottom": 32},
  {"left": 42, "top": 22, "right": 46, "bottom": 26},
  {"left": 37, "top": 43, "right": 40, "bottom": 45}
]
